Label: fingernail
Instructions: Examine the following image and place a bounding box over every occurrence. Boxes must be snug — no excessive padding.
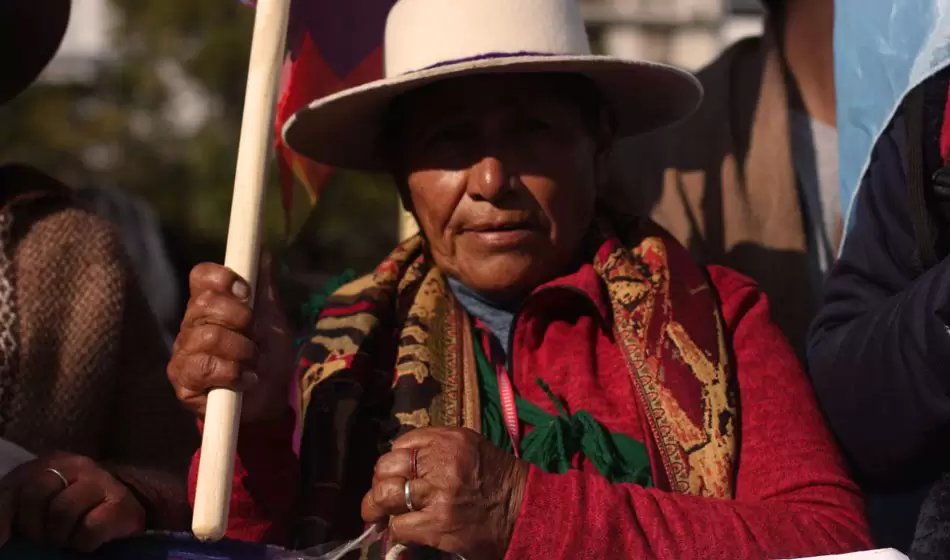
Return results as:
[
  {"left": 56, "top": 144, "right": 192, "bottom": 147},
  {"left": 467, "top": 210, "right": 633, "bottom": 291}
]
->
[
  {"left": 232, "top": 280, "right": 250, "bottom": 300},
  {"left": 243, "top": 371, "right": 259, "bottom": 386}
]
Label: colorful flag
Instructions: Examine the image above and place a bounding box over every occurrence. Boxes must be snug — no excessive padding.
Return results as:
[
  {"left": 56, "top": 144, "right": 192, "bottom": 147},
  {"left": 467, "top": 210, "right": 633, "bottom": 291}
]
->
[{"left": 242, "top": 0, "right": 396, "bottom": 222}]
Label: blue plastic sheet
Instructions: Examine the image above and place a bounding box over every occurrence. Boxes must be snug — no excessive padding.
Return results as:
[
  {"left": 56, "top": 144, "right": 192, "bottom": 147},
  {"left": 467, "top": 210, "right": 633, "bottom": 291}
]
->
[{"left": 836, "top": 0, "right": 950, "bottom": 238}]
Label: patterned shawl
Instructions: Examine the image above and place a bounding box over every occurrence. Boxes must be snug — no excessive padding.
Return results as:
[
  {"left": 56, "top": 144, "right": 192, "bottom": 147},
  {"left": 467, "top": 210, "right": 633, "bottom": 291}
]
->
[{"left": 293, "top": 213, "right": 739, "bottom": 556}]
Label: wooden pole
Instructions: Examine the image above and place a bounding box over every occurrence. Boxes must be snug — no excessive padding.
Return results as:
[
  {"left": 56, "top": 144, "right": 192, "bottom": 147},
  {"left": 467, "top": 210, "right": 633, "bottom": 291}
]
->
[{"left": 191, "top": 0, "right": 291, "bottom": 541}]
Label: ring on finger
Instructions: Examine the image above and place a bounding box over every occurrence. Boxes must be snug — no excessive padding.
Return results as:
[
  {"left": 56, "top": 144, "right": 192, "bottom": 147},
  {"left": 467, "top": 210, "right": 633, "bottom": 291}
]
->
[
  {"left": 404, "top": 479, "right": 415, "bottom": 512},
  {"left": 43, "top": 468, "right": 69, "bottom": 490}
]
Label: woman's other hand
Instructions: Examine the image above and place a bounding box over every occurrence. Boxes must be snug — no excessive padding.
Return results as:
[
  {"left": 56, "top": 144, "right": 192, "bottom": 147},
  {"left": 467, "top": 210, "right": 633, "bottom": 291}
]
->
[
  {"left": 362, "top": 428, "right": 529, "bottom": 560},
  {"left": 0, "top": 453, "right": 145, "bottom": 552},
  {"left": 167, "top": 253, "right": 293, "bottom": 424}
]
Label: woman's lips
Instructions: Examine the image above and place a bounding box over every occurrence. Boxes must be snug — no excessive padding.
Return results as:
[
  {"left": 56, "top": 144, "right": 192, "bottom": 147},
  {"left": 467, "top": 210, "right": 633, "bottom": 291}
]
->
[{"left": 463, "top": 223, "right": 539, "bottom": 248}]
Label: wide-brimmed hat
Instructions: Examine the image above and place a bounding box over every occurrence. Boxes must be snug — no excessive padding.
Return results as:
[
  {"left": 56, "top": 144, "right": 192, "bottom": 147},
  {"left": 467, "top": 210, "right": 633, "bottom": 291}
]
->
[
  {"left": 0, "top": 0, "right": 71, "bottom": 105},
  {"left": 282, "top": 0, "right": 703, "bottom": 172}
]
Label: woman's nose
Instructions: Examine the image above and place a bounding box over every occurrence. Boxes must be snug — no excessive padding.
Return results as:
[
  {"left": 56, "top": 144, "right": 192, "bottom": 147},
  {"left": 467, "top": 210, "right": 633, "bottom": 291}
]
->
[{"left": 467, "top": 156, "right": 511, "bottom": 202}]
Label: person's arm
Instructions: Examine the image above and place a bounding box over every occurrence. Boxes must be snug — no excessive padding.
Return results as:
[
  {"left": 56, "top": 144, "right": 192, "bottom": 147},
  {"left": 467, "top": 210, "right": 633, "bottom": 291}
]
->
[
  {"left": 807, "top": 113, "right": 950, "bottom": 487},
  {"left": 503, "top": 266, "right": 871, "bottom": 559},
  {"left": 188, "top": 408, "right": 300, "bottom": 546},
  {"left": 13, "top": 200, "right": 200, "bottom": 532},
  {"left": 74, "top": 214, "right": 200, "bottom": 531}
]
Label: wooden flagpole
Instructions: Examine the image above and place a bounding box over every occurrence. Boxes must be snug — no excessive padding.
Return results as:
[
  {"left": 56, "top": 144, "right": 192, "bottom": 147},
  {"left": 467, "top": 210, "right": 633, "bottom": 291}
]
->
[{"left": 191, "top": 0, "right": 292, "bottom": 541}]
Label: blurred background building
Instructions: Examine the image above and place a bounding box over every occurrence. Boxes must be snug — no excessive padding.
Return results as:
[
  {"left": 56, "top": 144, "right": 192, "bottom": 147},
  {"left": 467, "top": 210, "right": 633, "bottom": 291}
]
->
[
  {"left": 1, "top": 0, "right": 770, "bottom": 324},
  {"left": 583, "top": 0, "right": 764, "bottom": 69}
]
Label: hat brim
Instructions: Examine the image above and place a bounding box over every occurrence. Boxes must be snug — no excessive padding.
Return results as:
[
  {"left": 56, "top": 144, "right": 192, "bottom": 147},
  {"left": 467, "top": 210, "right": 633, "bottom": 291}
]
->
[
  {"left": 0, "top": 0, "right": 71, "bottom": 105},
  {"left": 282, "top": 54, "right": 703, "bottom": 172}
]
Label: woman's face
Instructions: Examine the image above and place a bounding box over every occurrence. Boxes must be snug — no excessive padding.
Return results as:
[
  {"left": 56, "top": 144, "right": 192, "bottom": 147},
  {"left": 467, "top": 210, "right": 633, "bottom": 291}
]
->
[{"left": 391, "top": 74, "right": 610, "bottom": 302}]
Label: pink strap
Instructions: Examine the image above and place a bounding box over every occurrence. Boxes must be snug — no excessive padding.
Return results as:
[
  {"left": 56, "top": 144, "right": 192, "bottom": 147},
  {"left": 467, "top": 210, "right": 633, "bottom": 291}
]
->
[{"left": 496, "top": 363, "right": 521, "bottom": 458}]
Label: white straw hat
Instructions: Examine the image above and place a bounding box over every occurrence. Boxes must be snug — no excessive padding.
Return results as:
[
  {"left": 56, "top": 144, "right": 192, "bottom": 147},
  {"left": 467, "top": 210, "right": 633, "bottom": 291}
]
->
[{"left": 282, "top": 0, "right": 703, "bottom": 172}]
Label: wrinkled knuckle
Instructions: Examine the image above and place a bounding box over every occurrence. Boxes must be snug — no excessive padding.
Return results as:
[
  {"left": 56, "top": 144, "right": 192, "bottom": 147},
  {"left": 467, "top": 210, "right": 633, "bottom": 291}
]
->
[
  {"left": 169, "top": 361, "right": 192, "bottom": 387},
  {"left": 190, "top": 263, "right": 221, "bottom": 288},
  {"left": 373, "top": 479, "right": 394, "bottom": 505},
  {"left": 166, "top": 355, "right": 180, "bottom": 380},
  {"left": 192, "top": 290, "right": 217, "bottom": 313},
  {"left": 197, "top": 354, "right": 219, "bottom": 380},
  {"left": 360, "top": 491, "right": 374, "bottom": 517},
  {"left": 172, "top": 383, "right": 192, "bottom": 404},
  {"left": 198, "top": 325, "right": 222, "bottom": 350},
  {"left": 188, "top": 265, "right": 205, "bottom": 287},
  {"left": 207, "top": 356, "right": 240, "bottom": 383}
]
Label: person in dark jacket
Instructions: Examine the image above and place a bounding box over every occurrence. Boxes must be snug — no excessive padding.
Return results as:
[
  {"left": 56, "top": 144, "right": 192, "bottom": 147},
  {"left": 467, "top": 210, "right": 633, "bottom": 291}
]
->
[{"left": 807, "top": 69, "right": 950, "bottom": 552}]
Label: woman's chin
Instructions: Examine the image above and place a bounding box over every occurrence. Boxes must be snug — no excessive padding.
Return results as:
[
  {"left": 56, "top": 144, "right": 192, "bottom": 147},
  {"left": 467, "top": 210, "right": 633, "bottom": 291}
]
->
[{"left": 457, "top": 257, "right": 554, "bottom": 301}]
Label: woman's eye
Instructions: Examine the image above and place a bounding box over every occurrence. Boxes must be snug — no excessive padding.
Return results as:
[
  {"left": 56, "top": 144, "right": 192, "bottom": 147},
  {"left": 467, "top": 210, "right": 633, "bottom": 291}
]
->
[{"left": 426, "top": 124, "right": 470, "bottom": 147}]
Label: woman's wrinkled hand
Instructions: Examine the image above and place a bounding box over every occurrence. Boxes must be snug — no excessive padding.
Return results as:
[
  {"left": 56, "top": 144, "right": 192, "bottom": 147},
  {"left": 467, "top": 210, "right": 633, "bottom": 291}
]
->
[
  {"left": 362, "top": 428, "right": 529, "bottom": 560},
  {"left": 167, "top": 253, "right": 293, "bottom": 424},
  {"left": 0, "top": 453, "right": 145, "bottom": 552}
]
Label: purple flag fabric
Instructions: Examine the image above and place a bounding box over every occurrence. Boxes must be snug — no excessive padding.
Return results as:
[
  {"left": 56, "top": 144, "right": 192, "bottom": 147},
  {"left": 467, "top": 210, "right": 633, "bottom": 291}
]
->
[{"left": 238, "top": 0, "right": 396, "bottom": 220}]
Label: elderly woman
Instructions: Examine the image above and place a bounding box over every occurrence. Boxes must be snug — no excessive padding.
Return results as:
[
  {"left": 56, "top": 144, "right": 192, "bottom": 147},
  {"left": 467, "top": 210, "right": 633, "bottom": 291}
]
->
[{"left": 168, "top": 0, "right": 871, "bottom": 558}]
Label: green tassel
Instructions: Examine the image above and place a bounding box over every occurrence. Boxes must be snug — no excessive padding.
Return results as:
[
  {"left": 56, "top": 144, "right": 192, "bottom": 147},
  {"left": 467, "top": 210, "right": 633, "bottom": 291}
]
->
[
  {"left": 471, "top": 333, "right": 653, "bottom": 487},
  {"left": 300, "top": 270, "right": 357, "bottom": 325},
  {"left": 295, "top": 270, "right": 358, "bottom": 348}
]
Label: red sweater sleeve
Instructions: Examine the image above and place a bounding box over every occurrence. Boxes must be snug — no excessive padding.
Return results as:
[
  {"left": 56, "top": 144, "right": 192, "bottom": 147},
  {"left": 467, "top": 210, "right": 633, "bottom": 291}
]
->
[
  {"left": 188, "top": 407, "right": 300, "bottom": 545},
  {"left": 504, "top": 266, "right": 872, "bottom": 559}
]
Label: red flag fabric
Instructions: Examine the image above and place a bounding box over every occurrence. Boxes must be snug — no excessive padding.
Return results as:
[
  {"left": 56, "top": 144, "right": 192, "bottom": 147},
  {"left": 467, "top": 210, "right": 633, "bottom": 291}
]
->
[{"left": 242, "top": 0, "right": 396, "bottom": 219}]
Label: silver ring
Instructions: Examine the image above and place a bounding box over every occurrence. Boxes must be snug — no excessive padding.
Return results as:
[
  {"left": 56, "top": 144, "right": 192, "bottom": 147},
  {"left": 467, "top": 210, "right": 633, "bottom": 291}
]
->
[
  {"left": 404, "top": 479, "right": 415, "bottom": 512},
  {"left": 44, "top": 468, "right": 69, "bottom": 490}
]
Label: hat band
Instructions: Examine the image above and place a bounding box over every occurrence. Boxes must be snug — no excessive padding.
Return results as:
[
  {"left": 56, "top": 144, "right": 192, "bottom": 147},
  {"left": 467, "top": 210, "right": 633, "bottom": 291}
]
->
[{"left": 409, "top": 51, "right": 562, "bottom": 75}]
